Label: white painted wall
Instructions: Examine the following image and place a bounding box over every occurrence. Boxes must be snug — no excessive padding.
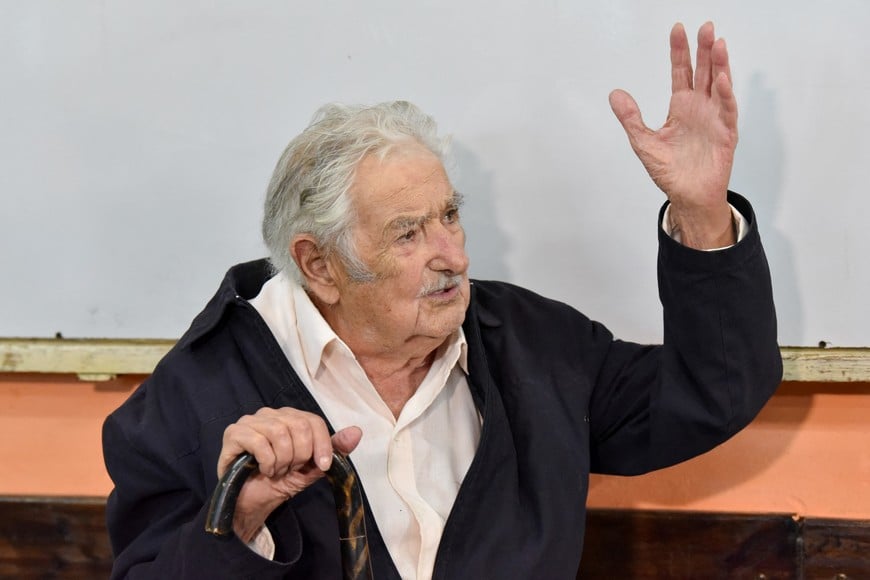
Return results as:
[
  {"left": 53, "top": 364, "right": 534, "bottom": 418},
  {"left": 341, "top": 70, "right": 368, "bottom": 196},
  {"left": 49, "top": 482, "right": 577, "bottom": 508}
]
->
[{"left": 2, "top": 1, "right": 867, "bottom": 345}]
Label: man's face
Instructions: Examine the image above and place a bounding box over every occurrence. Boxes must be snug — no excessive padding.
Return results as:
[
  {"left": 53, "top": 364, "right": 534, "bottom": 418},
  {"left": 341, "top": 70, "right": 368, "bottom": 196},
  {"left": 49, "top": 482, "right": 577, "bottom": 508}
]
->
[{"left": 325, "top": 145, "right": 470, "bottom": 354}]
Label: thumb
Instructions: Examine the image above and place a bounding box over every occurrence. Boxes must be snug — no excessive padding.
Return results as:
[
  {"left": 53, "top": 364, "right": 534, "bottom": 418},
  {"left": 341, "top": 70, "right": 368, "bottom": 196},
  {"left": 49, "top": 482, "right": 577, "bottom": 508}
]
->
[
  {"left": 331, "top": 425, "right": 363, "bottom": 456},
  {"left": 608, "top": 89, "right": 648, "bottom": 143}
]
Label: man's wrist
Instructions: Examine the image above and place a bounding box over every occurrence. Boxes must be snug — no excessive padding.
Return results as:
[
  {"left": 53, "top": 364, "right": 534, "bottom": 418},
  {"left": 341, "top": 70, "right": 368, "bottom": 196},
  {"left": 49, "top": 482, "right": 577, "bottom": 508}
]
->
[{"left": 663, "top": 203, "right": 746, "bottom": 251}]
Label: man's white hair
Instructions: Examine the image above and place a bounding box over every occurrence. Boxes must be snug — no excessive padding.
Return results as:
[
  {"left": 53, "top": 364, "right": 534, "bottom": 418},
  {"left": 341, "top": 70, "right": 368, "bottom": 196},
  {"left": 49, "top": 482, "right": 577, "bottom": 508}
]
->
[{"left": 262, "top": 101, "right": 450, "bottom": 284}]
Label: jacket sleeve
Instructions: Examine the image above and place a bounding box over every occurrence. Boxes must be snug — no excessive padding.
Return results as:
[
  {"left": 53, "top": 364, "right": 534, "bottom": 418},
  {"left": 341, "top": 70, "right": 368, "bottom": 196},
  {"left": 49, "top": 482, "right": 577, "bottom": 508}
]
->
[
  {"left": 102, "top": 369, "right": 302, "bottom": 579},
  {"left": 588, "top": 192, "right": 783, "bottom": 475}
]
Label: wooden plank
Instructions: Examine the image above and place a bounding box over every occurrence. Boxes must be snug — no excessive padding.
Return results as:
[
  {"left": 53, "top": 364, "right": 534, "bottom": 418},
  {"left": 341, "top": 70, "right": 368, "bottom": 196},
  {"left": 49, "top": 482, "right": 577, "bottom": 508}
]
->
[
  {"left": 2, "top": 339, "right": 870, "bottom": 382},
  {"left": 803, "top": 518, "right": 870, "bottom": 579},
  {"left": 781, "top": 347, "right": 870, "bottom": 383},
  {"left": 0, "top": 496, "right": 112, "bottom": 579},
  {"left": 0, "top": 338, "right": 173, "bottom": 380},
  {"left": 2, "top": 497, "right": 869, "bottom": 578},
  {"left": 578, "top": 510, "right": 800, "bottom": 579}
]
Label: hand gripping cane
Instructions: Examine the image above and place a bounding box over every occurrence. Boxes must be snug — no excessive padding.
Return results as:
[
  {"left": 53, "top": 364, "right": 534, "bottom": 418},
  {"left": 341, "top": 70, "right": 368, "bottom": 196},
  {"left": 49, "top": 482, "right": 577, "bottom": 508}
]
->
[{"left": 205, "top": 451, "right": 374, "bottom": 580}]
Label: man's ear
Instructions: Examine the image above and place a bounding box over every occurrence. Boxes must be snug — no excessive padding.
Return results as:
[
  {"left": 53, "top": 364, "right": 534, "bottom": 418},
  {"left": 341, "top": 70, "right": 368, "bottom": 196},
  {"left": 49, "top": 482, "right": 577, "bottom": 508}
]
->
[{"left": 290, "top": 235, "right": 340, "bottom": 305}]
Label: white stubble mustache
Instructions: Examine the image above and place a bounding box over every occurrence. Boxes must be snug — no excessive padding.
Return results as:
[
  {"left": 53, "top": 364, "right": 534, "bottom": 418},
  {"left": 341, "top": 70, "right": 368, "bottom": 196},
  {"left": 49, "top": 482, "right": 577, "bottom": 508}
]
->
[{"left": 418, "top": 274, "right": 464, "bottom": 297}]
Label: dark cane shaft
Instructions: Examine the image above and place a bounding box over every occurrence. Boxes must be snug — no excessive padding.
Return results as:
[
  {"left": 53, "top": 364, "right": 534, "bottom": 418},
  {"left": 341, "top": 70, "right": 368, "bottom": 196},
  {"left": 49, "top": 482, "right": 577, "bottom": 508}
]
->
[{"left": 205, "top": 451, "right": 374, "bottom": 580}]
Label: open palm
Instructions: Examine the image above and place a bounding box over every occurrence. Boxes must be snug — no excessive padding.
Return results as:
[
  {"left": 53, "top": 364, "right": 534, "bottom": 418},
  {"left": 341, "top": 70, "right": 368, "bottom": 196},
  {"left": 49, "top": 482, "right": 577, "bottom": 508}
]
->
[{"left": 610, "top": 22, "right": 738, "bottom": 248}]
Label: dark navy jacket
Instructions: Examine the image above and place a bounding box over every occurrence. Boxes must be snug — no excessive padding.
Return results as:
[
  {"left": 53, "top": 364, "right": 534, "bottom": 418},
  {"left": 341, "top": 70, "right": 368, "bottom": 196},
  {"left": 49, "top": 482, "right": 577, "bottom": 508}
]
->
[{"left": 103, "top": 194, "right": 782, "bottom": 579}]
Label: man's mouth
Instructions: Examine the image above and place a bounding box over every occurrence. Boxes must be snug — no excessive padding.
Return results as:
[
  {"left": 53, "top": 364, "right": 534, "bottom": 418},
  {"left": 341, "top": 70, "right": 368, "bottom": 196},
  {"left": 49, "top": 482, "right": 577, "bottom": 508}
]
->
[
  {"left": 427, "top": 283, "right": 458, "bottom": 299},
  {"left": 419, "top": 275, "right": 464, "bottom": 299}
]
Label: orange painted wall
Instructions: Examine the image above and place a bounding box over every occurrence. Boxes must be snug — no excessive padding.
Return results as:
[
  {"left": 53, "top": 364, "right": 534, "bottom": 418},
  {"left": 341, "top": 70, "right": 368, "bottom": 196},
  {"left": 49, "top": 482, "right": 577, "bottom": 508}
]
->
[
  {"left": 1, "top": 375, "right": 868, "bottom": 519},
  {"left": 587, "top": 382, "right": 870, "bottom": 519},
  {"left": 0, "top": 373, "right": 141, "bottom": 497}
]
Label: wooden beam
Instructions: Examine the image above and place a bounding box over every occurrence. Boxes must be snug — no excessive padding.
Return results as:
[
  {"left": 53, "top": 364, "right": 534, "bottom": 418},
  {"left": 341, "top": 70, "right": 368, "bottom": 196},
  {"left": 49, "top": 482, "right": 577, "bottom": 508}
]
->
[
  {"left": 780, "top": 347, "right": 870, "bottom": 383},
  {"left": 1, "top": 339, "right": 869, "bottom": 382},
  {"left": 0, "top": 338, "right": 173, "bottom": 380}
]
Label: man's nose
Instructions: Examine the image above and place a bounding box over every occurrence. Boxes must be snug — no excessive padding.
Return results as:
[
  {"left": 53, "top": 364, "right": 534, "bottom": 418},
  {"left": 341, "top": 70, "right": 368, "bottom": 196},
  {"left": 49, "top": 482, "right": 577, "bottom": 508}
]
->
[{"left": 428, "top": 225, "right": 469, "bottom": 274}]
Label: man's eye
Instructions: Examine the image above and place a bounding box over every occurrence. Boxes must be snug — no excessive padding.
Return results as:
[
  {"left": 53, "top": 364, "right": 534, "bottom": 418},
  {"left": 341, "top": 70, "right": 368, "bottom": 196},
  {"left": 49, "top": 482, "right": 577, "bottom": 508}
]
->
[
  {"left": 444, "top": 208, "right": 460, "bottom": 224},
  {"left": 399, "top": 229, "right": 417, "bottom": 242}
]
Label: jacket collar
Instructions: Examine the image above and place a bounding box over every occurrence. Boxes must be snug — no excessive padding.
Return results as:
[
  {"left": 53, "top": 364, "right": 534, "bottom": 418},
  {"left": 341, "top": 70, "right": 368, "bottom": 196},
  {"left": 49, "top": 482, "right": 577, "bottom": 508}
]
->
[{"left": 176, "top": 259, "right": 275, "bottom": 349}]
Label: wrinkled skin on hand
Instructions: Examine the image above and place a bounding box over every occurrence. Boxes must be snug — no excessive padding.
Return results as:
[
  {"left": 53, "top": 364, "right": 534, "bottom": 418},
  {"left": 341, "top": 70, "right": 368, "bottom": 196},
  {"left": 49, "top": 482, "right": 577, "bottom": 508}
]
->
[
  {"left": 217, "top": 407, "right": 362, "bottom": 543},
  {"left": 610, "top": 22, "right": 738, "bottom": 249}
]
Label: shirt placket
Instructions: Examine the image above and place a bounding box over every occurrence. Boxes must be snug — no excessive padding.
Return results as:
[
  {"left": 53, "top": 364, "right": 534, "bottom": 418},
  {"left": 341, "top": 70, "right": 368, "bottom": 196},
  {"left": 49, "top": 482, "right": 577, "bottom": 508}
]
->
[{"left": 388, "top": 421, "right": 444, "bottom": 580}]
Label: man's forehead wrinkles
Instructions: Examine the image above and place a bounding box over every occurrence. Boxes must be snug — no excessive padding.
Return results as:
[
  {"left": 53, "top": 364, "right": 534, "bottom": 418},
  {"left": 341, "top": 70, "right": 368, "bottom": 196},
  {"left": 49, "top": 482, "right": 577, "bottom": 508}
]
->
[{"left": 379, "top": 167, "right": 444, "bottom": 201}]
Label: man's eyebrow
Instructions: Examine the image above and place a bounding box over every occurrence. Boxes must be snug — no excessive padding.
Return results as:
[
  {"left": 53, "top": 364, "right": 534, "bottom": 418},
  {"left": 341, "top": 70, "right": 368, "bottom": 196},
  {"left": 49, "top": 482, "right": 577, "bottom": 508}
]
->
[
  {"left": 384, "top": 191, "right": 464, "bottom": 233},
  {"left": 387, "top": 215, "right": 426, "bottom": 232}
]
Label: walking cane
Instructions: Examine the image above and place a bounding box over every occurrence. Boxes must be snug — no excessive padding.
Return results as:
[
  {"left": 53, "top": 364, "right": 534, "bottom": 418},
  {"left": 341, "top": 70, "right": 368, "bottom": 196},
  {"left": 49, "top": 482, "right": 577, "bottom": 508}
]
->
[{"left": 205, "top": 451, "right": 374, "bottom": 580}]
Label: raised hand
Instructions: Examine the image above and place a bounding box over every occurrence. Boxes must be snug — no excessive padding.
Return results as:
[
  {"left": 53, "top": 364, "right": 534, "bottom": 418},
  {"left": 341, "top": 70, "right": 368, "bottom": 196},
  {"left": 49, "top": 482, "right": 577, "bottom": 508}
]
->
[
  {"left": 610, "top": 22, "right": 738, "bottom": 249},
  {"left": 217, "top": 407, "right": 362, "bottom": 543}
]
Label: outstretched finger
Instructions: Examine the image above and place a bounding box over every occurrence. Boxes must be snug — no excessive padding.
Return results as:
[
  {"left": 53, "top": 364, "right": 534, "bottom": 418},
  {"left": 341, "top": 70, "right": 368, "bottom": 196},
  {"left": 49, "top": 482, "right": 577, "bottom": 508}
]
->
[
  {"left": 694, "top": 22, "right": 716, "bottom": 96},
  {"left": 711, "top": 37, "right": 737, "bottom": 132},
  {"left": 713, "top": 72, "right": 739, "bottom": 133},
  {"left": 670, "top": 22, "right": 693, "bottom": 93},
  {"left": 609, "top": 89, "right": 650, "bottom": 150},
  {"left": 711, "top": 37, "right": 733, "bottom": 89}
]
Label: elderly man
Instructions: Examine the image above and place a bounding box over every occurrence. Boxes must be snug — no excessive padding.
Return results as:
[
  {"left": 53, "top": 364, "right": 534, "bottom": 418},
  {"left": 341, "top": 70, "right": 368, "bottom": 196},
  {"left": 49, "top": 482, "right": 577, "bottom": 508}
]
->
[{"left": 103, "top": 22, "right": 781, "bottom": 579}]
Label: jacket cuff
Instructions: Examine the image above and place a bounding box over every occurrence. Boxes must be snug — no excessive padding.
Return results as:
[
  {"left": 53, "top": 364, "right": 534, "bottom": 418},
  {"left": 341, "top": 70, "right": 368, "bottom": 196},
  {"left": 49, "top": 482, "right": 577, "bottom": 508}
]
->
[{"left": 657, "top": 191, "right": 762, "bottom": 274}]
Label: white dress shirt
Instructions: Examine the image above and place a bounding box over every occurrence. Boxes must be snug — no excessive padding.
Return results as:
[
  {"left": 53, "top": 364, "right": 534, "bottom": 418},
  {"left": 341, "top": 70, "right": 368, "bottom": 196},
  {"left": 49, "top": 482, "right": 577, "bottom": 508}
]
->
[{"left": 249, "top": 274, "right": 481, "bottom": 580}]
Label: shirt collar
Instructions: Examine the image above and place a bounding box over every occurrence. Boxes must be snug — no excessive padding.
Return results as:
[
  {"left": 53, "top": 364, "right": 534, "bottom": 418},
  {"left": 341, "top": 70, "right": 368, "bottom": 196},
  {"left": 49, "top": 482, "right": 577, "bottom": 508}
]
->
[
  {"left": 291, "top": 281, "right": 343, "bottom": 378},
  {"left": 457, "top": 334, "right": 469, "bottom": 374}
]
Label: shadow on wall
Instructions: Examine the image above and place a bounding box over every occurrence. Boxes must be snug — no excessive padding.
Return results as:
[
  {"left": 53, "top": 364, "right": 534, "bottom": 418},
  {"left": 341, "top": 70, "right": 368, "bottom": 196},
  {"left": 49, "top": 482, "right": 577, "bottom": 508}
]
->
[
  {"left": 732, "top": 71, "right": 803, "bottom": 346},
  {"left": 449, "top": 141, "right": 512, "bottom": 282}
]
